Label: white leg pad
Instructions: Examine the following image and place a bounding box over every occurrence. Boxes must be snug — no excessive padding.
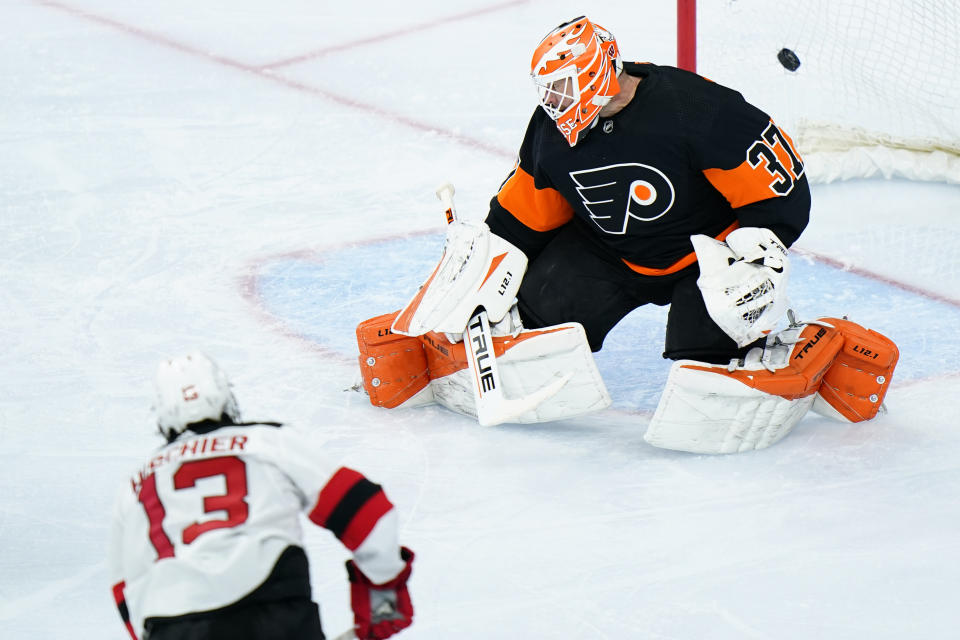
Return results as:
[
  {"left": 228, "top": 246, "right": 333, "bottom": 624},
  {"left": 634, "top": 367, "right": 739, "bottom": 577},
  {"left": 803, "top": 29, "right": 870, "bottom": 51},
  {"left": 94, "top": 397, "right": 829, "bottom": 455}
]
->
[
  {"left": 429, "top": 322, "right": 611, "bottom": 423},
  {"left": 644, "top": 360, "right": 815, "bottom": 454}
]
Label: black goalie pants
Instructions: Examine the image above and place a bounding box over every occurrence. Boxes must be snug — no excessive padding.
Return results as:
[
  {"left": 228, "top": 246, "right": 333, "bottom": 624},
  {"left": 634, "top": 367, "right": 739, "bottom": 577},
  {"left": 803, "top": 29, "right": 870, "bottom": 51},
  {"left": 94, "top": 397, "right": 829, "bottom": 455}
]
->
[{"left": 516, "top": 221, "right": 759, "bottom": 363}]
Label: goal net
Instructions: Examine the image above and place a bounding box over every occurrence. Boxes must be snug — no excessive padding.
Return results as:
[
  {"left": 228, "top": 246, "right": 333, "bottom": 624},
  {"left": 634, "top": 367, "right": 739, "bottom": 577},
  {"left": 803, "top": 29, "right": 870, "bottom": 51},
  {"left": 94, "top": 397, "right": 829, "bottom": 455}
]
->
[{"left": 690, "top": 0, "right": 960, "bottom": 184}]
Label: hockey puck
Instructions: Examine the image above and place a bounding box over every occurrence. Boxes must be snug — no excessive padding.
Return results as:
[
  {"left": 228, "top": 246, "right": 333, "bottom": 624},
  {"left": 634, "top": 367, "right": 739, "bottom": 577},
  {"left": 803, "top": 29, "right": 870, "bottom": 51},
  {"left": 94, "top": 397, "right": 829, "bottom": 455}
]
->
[{"left": 777, "top": 48, "right": 801, "bottom": 71}]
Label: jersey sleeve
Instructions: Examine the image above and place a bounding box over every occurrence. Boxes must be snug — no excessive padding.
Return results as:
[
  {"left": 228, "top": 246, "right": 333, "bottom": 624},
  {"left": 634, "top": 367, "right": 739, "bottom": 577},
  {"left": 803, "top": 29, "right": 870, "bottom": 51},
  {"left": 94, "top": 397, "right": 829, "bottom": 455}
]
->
[
  {"left": 107, "top": 489, "right": 140, "bottom": 640},
  {"left": 485, "top": 111, "right": 574, "bottom": 258},
  {"left": 268, "top": 427, "right": 407, "bottom": 583},
  {"left": 695, "top": 95, "right": 811, "bottom": 246}
]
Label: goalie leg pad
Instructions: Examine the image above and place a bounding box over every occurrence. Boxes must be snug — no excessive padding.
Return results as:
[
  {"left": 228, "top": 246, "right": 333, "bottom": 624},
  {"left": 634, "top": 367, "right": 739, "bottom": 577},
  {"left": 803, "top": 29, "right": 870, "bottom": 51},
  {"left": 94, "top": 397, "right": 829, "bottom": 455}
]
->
[
  {"left": 691, "top": 321, "right": 846, "bottom": 399},
  {"left": 357, "top": 312, "right": 608, "bottom": 422},
  {"left": 645, "top": 362, "right": 817, "bottom": 454},
  {"left": 356, "top": 311, "right": 434, "bottom": 409},
  {"left": 812, "top": 317, "right": 899, "bottom": 422},
  {"left": 422, "top": 322, "right": 611, "bottom": 423},
  {"left": 645, "top": 321, "right": 845, "bottom": 454}
]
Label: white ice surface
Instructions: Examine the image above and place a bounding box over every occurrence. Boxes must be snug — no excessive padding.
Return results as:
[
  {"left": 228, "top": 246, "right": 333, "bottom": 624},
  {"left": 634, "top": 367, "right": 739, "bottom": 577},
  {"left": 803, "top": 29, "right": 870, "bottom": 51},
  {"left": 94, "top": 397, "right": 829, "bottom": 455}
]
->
[{"left": 2, "top": 2, "right": 959, "bottom": 639}]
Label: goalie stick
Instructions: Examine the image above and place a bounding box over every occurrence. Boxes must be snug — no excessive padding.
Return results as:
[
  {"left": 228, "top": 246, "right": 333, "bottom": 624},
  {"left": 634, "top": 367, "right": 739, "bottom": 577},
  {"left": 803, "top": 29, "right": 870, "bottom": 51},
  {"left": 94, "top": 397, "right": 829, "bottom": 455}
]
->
[{"left": 435, "top": 183, "right": 571, "bottom": 426}]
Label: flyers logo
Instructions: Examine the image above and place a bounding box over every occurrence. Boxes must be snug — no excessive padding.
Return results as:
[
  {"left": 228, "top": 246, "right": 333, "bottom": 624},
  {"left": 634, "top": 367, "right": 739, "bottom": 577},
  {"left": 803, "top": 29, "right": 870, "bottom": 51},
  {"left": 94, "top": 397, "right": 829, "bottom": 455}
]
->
[{"left": 569, "top": 163, "right": 676, "bottom": 235}]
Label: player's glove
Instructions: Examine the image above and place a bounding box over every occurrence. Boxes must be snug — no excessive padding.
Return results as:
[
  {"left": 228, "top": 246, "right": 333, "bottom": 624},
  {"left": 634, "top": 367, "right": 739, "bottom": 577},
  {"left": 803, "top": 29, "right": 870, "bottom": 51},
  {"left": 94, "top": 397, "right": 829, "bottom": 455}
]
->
[
  {"left": 691, "top": 227, "right": 791, "bottom": 347},
  {"left": 346, "top": 547, "right": 415, "bottom": 639}
]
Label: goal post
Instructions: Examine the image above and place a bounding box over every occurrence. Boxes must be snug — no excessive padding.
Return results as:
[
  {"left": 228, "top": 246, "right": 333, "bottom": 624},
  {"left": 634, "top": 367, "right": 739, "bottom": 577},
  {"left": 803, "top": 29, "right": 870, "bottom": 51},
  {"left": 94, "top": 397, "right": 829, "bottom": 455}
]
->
[
  {"left": 676, "top": 0, "right": 696, "bottom": 74},
  {"left": 678, "top": 0, "right": 960, "bottom": 184}
]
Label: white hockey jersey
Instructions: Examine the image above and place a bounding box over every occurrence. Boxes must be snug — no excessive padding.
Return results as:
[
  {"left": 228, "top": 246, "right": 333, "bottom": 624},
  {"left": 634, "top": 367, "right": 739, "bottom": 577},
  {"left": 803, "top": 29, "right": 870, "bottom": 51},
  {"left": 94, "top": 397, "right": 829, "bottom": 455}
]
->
[{"left": 108, "top": 422, "right": 405, "bottom": 638}]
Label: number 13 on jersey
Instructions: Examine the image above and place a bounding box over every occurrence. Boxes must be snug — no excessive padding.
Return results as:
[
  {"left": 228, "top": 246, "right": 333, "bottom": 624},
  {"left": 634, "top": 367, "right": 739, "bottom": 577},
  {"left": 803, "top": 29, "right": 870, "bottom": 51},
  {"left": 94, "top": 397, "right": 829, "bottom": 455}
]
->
[{"left": 137, "top": 456, "right": 250, "bottom": 559}]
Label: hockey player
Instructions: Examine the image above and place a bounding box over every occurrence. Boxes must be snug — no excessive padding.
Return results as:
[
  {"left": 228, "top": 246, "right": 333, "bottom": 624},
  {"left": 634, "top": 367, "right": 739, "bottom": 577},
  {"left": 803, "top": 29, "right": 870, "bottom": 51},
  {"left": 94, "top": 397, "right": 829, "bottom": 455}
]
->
[
  {"left": 356, "top": 17, "right": 898, "bottom": 452},
  {"left": 489, "top": 16, "right": 809, "bottom": 358},
  {"left": 108, "top": 352, "right": 415, "bottom": 640}
]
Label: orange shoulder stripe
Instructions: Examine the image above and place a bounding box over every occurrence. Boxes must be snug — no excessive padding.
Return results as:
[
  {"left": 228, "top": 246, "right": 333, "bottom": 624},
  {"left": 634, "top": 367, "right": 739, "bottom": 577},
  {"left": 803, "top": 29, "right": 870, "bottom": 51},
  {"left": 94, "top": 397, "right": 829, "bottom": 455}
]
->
[
  {"left": 703, "top": 121, "right": 803, "bottom": 209},
  {"left": 497, "top": 165, "right": 574, "bottom": 232},
  {"left": 622, "top": 220, "right": 739, "bottom": 276}
]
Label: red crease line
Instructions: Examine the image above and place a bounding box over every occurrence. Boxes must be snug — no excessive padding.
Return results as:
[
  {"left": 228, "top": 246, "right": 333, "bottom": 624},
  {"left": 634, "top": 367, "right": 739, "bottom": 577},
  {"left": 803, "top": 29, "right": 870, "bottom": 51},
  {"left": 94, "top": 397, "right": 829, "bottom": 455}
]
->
[{"left": 793, "top": 247, "right": 960, "bottom": 309}]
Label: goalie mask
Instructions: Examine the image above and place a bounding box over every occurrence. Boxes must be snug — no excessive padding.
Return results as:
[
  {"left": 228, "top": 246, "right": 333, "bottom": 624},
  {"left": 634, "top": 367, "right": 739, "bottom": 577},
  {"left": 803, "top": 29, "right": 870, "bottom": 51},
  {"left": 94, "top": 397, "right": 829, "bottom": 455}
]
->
[
  {"left": 530, "top": 16, "right": 622, "bottom": 147},
  {"left": 154, "top": 352, "right": 240, "bottom": 441}
]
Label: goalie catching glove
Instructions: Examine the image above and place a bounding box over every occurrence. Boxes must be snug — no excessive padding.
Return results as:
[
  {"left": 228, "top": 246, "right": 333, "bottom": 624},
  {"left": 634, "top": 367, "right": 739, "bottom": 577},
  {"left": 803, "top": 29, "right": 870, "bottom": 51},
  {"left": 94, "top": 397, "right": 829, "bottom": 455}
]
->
[
  {"left": 692, "top": 227, "right": 790, "bottom": 347},
  {"left": 347, "top": 547, "right": 415, "bottom": 640}
]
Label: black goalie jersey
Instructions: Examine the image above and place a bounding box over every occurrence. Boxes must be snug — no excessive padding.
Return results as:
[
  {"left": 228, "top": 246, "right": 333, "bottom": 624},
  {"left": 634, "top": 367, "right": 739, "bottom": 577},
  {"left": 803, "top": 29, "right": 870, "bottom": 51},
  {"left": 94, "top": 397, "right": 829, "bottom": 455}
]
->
[{"left": 486, "top": 62, "right": 811, "bottom": 276}]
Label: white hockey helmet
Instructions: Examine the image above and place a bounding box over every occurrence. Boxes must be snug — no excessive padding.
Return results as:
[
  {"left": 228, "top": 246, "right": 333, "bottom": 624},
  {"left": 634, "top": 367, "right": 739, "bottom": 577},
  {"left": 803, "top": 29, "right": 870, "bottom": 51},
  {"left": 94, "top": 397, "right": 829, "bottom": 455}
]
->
[{"left": 154, "top": 352, "right": 240, "bottom": 440}]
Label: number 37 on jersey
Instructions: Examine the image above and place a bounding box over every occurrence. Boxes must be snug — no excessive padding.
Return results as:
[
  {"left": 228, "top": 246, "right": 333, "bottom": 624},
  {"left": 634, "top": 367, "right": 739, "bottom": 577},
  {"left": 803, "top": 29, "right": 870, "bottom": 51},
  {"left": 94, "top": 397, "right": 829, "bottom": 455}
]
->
[{"left": 704, "top": 120, "right": 805, "bottom": 207}]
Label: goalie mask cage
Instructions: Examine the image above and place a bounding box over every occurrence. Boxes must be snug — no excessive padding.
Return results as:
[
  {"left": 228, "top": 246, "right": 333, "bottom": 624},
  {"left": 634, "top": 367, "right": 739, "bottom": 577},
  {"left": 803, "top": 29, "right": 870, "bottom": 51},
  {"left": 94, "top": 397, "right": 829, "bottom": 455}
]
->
[{"left": 678, "top": 0, "right": 960, "bottom": 184}]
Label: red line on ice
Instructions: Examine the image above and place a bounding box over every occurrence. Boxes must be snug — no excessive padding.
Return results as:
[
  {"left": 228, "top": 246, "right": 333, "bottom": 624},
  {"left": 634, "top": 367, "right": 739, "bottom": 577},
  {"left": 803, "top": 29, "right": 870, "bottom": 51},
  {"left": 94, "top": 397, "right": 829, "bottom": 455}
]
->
[
  {"left": 793, "top": 248, "right": 960, "bottom": 309},
  {"left": 31, "top": 0, "right": 515, "bottom": 158},
  {"left": 259, "top": 0, "right": 529, "bottom": 70}
]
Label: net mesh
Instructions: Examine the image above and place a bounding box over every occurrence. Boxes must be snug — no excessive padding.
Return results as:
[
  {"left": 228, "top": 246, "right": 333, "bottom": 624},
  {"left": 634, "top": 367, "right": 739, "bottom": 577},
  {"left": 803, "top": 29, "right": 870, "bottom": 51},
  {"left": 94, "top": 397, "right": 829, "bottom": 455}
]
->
[{"left": 696, "top": 0, "right": 960, "bottom": 182}]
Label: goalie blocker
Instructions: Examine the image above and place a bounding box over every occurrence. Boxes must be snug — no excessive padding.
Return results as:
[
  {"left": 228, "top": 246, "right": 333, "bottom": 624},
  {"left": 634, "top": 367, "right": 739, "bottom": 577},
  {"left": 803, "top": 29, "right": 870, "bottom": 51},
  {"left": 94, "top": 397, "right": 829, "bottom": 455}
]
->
[{"left": 645, "top": 315, "right": 899, "bottom": 454}]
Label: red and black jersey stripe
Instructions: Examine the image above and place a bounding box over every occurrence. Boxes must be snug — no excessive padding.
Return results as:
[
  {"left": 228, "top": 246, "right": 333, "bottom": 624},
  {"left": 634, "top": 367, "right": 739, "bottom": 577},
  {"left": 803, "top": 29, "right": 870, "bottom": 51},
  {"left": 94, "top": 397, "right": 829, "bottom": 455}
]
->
[
  {"left": 308, "top": 467, "right": 393, "bottom": 550},
  {"left": 112, "top": 581, "right": 138, "bottom": 640}
]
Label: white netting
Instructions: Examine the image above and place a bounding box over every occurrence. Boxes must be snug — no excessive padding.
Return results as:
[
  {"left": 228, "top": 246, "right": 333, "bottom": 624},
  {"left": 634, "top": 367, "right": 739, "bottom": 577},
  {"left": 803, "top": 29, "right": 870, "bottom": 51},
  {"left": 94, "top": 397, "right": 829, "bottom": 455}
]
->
[{"left": 696, "top": 0, "right": 960, "bottom": 183}]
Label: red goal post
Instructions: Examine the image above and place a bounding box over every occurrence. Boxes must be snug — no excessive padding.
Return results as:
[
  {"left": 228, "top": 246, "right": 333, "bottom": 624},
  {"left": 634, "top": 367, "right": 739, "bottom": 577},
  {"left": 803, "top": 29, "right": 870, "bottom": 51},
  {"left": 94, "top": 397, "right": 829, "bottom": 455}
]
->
[{"left": 677, "top": 0, "right": 959, "bottom": 184}]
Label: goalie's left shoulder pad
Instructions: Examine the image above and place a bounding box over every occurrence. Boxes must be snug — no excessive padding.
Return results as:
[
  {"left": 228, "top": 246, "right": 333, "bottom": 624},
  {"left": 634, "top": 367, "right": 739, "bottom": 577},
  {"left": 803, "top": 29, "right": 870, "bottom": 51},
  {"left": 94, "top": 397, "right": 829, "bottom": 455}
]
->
[
  {"left": 812, "top": 317, "right": 899, "bottom": 422},
  {"left": 644, "top": 321, "right": 845, "bottom": 454},
  {"left": 391, "top": 220, "right": 527, "bottom": 336}
]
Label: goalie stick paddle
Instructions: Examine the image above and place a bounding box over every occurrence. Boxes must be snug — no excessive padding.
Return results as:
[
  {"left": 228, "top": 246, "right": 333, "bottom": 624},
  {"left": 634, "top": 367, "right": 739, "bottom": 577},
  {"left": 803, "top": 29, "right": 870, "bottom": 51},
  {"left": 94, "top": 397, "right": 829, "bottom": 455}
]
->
[{"left": 436, "top": 183, "right": 571, "bottom": 427}]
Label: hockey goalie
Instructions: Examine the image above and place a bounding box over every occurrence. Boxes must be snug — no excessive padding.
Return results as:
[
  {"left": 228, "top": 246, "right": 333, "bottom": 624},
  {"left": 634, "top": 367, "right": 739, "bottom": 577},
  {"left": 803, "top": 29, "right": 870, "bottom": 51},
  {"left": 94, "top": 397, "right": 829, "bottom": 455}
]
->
[
  {"left": 357, "top": 185, "right": 612, "bottom": 428},
  {"left": 355, "top": 15, "right": 900, "bottom": 453}
]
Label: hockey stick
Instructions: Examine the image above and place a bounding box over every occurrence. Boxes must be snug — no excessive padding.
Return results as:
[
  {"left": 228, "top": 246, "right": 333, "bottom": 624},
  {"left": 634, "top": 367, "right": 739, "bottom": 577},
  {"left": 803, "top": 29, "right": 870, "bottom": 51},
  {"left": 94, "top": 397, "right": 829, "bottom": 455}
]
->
[{"left": 436, "top": 183, "right": 571, "bottom": 427}]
